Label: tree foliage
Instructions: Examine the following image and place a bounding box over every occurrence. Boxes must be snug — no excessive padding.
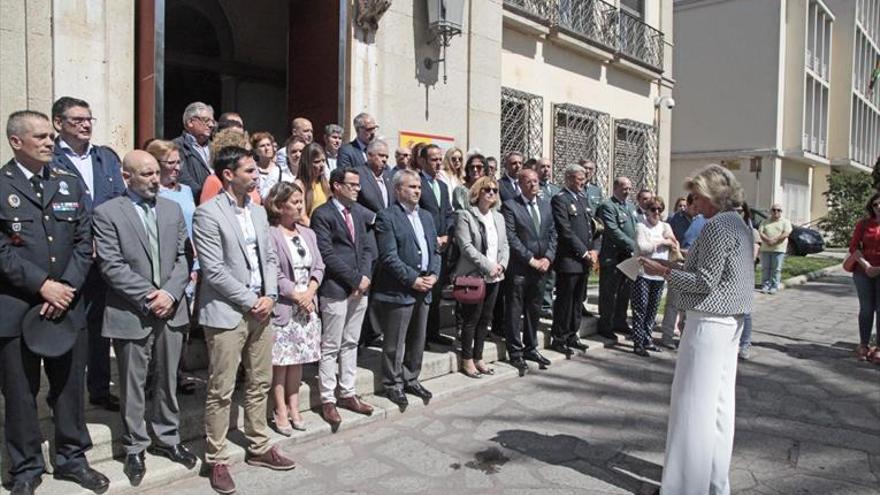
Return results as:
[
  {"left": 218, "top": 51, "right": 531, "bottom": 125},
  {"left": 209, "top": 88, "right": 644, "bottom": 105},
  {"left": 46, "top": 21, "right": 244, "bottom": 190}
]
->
[{"left": 819, "top": 170, "right": 873, "bottom": 246}]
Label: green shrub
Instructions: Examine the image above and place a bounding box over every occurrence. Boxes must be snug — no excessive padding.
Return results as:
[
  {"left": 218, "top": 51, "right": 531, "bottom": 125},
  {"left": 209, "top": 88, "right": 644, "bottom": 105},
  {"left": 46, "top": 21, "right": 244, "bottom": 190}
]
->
[{"left": 819, "top": 170, "right": 872, "bottom": 246}]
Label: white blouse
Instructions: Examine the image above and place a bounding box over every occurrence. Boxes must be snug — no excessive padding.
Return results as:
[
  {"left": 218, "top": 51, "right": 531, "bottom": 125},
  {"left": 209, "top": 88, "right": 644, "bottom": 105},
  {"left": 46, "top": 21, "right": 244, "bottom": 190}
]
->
[{"left": 636, "top": 220, "right": 672, "bottom": 281}]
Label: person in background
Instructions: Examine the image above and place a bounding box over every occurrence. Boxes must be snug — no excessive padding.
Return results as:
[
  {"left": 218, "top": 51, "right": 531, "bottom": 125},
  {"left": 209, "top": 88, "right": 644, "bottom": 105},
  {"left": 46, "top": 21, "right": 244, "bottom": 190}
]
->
[
  {"left": 323, "top": 124, "right": 344, "bottom": 179},
  {"left": 498, "top": 152, "right": 524, "bottom": 202},
  {"left": 485, "top": 156, "right": 498, "bottom": 179},
  {"left": 273, "top": 117, "right": 314, "bottom": 172},
  {"left": 578, "top": 159, "right": 604, "bottom": 213},
  {"left": 596, "top": 176, "right": 637, "bottom": 343},
  {"left": 338, "top": 112, "right": 378, "bottom": 170},
  {"left": 216, "top": 112, "right": 244, "bottom": 132},
  {"left": 394, "top": 147, "right": 412, "bottom": 172},
  {"left": 148, "top": 140, "right": 196, "bottom": 238},
  {"left": 452, "top": 153, "right": 486, "bottom": 211},
  {"left": 757, "top": 203, "right": 792, "bottom": 294},
  {"left": 736, "top": 202, "right": 760, "bottom": 360},
  {"left": 632, "top": 196, "right": 677, "bottom": 357},
  {"left": 357, "top": 139, "right": 394, "bottom": 214},
  {"left": 848, "top": 191, "right": 880, "bottom": 363},
  {"left": 671, "top": 196, "right": 687, "bottom": 216},
  {"left": 264, "top": 182, "right": 324, "bottom": 435},
  {"left": 537, "top": 158, "right": 560, "bottom": 318},
  {"left": 200, "top": 128, "right": 261, "bottom": 205},
  {"left": 174, "top": 101, "right": 216, "bottom": 202},
  {"left": 668, "top": 193, "right": 697, "bottom": 245},
  {"left": 452, "top": 176, "right": 509, "bottom": 378},
  {"left": 252, "top": 132, "right": 283, "bottom": 198},
  {"left": 634, "top": 188, "right": 655, "bottom": 223},
  {"left": 439, "top": 147, "right": 465, "bottom": 203},
  {"left": 293, "top": 142, "right": 330, "bottom": 223},
  {"left": 641, "top": 164, "right": 753, "bottom": 495},
  {"left": 281, "top": 136, "right": 307, "bottom": 183},
  {"left": 659, "top": 192, "right": 698, "bottom": 349}
]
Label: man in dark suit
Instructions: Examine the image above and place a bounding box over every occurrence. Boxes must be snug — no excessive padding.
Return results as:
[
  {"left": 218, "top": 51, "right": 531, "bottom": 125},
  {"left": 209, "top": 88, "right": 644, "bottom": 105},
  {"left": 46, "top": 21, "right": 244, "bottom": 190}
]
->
[
  {"left": 371, "top": 169, "right": 440, "bottom": 408},
  {"left": 357, "top": 139, "right": 395, "bottom": 213},
  {"left": 502, "top": 169, "right": 557, "bottom": 374},
  {"left": 596, "top": 176, "right": 637, "bottom": 342},
  {"left": 499, "top": 152, "right": 524, "bottom": 202},
  {"left": 50, "top": 96, "right": 126, "bottom": 412},
  {"left": 337, "top": 112, "right": 378, "bottom": 170},
  {"left": 311, "top": 167, "right": 377, "bottom": 428},
  {"left": 550, "top": 164, "right": 596, "bottom": 356},
  {"left": 173, "top": 101, "right": 216, "bottom": 203},
  {"left": 417, "top": 144, "right": 454, "bottom": 348},
  {"left": 537, "top": 157, "right": 561, "bottom": 318},
  {"left": 93, "top": 150, "right": 197, "bottom": 486},
  {"left": 0, "top": 110, "right": 109, "bottom": 494}
]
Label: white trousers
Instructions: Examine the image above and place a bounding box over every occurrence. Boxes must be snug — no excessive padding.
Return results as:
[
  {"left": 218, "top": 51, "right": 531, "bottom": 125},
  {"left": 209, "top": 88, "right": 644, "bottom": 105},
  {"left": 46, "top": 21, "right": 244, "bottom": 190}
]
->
[
  {"left": 661, "top": 310, "right": 743, "bottom": 495},
  {"left": 319, "top": 295, "right": 368, "bottom": 404}
]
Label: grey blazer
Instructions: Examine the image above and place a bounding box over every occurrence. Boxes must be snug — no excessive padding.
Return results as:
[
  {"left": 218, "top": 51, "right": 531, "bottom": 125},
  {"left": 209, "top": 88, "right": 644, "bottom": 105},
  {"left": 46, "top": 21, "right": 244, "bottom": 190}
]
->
[
  {"left": 193, "top": 193, "right": 278, "bottom": 330},
  {"left": 269, "top": 226, "right": 324, "bottom": 327},
  {"left": 93, "top": 195, "right": 191, "bottom": 339},
  {"left": 452, "top": 207, "right": 510, "bottom": 282}
]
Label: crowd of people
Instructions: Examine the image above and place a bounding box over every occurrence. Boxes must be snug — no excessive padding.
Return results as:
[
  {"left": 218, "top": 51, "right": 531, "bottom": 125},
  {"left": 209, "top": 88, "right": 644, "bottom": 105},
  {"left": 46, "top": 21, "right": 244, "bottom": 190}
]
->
[{"left": 0, "top": 96, "right": 822, "bottom": 495}]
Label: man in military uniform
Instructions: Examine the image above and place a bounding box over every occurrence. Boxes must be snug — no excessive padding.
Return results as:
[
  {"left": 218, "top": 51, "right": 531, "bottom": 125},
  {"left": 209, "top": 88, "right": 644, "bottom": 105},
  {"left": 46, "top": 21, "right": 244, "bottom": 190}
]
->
[
  {"left": 579, "top": 159, "right": 605, "bottom": 213},
  {"left": 0, "top": 111, "right": 109, "bottom": 494},
  {"left": 537, "top": 157, "right": 560, "bottom": 318},
  {"left": 595, "top": 176, "right": 637, "bottom": 343}
]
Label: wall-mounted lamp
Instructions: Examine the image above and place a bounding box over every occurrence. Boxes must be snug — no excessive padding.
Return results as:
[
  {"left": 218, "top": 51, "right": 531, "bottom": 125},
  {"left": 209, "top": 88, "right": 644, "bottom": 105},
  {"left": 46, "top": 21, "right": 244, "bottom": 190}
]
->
[{"left": 424, "top": 0, "right": 465, "bottom": 84}]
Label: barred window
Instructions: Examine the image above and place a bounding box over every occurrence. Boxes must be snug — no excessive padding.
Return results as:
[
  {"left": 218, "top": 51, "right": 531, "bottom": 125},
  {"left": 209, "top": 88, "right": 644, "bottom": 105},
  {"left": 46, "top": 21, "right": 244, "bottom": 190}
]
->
[
  {"left": 500, "top": 87, "right": 543, "bottom": 161},
  {"left": 551, "top": 103, "right": 611, "bottom": 190},
  {"left": 613, "top": 119, "right": 657, "bottom": 192}
]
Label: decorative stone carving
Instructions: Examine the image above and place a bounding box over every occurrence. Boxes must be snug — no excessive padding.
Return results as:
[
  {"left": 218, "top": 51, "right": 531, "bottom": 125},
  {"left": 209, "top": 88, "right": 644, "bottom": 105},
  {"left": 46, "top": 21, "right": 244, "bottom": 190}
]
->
[{"left": 357, "top": 0, "right": 392, "bottom": 31}]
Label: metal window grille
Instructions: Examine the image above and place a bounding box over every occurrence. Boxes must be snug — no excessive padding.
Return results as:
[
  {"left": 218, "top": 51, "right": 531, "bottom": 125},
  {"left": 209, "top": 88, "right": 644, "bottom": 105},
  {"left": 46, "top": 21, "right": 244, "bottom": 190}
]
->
[
  {"left": 503, "top": 0, "right": 554, "bottom": 23},
  {"left": 501, "top": 87, "right": 544, "bottom": 160},
  {"left": 556, "top": 0, "right": 618, "bottom": 50},
  {"left": 613, "top": 119, "right": 657, "bottom": 192},
  {"left": 551, "top": 103, "right": 611, "bottom": 191}
]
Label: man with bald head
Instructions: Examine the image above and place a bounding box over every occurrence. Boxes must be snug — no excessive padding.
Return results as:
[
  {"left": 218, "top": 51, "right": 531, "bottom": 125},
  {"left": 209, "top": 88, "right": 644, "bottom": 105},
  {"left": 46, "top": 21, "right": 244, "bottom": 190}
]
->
[
  {"left": 93, "top": 150, "right": 196, "bottom": 486},
  {"left": 274, "top": 116, "right": 314, "bottom": 171}
]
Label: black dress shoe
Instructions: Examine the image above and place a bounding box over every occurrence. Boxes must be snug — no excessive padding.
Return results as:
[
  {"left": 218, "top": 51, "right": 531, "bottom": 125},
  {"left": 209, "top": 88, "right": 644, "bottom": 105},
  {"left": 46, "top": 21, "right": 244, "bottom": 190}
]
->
[
  {"left": 549, "top": 342, "right": 573, "bottom": 357},
  {"left": 10, "top": 477, "right": 41, "bottom": 495},
  {"left": 568, "top": 339, "right": 589, "bottom": 351},
  {"left": 386, "top": 389, "right": 409, "bottom": 407},
  {"left": 123, "top": 452, "right": 146, "bottom": 486},
  {"left": 645, "top": 344, "right": 663, "bottom": 353},
  {"left": 54, "top": 465, "right": 110, "bottom": 494},
  {"left": 598, "top": 331, "right": 619, "bottom": 343},
  {"left": 148, "top": 443, "right": 198, "bottom": 469},
  {"left": 427, "top": 334, "right": 455, "bottom": 346},
  {"left": 524, "top": 351, "right": 551, "bottom": 366},
  {"left": 404, "top": 382, "right": 433, "bottom": 401},
  {"left": 633, "top": 345, "right": 650, "bottom": 357},
  {"left": 509, "top": 358, "right": 529, "bottom": 376},
  {"left": 88, "top": 394, "right": 120, "bottom": 412}
]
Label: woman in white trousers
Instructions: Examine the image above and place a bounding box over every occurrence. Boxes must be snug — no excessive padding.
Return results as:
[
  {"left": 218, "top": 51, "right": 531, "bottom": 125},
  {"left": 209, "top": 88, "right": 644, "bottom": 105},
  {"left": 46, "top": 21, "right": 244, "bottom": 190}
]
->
[{"left": 642, "top": 164, "right": 754, "bottom": 495}]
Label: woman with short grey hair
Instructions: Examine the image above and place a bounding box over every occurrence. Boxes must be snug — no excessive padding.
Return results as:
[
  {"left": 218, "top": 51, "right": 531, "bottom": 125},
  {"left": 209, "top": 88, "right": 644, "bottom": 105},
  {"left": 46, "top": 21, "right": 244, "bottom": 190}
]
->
[{"left": 641, "top": 163, "right": 754, "bottom": 495}]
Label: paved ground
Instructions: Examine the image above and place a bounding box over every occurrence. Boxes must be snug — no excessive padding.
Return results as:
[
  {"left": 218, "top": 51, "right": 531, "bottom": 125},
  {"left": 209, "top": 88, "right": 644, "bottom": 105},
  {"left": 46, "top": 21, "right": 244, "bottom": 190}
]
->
[{"left": 144, "top": 273, "right": 879, "bottom": 494}]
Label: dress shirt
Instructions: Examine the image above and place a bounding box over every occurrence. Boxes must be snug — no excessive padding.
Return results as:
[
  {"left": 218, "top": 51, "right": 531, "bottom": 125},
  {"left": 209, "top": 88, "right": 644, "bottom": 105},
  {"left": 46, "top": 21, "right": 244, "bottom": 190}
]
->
[
  {"left": 331, "top": 198, "right": 356, "bottom": 241},
  {"left": 15, "top": 161, "right": 39, "bottom": 180},
  {"left": 475, "top": 209, "right": 502, "bottom": 283},
  {"left": 424, "top": 174, "right": 442, "bottom": 205},
  {"left": 522, "top": 194, "right": 541, "bottom": 230},
  {"left": 126, "top": 189, "right": 176, "bottom": 301},
  {"left": 184, "top": 132, "right": 211, "bottom": 172},
  {"left": 374, "top": 170, "right": 389, "bottom": 207},
  {"left": 224, "top": 191, "right": 262, "bottom": 293},
  {"left": 57, "top": 138, "right": 94, "bottom": 196},
  {"left": 404, "top": 203, "right": 430, "bottom": 272}
]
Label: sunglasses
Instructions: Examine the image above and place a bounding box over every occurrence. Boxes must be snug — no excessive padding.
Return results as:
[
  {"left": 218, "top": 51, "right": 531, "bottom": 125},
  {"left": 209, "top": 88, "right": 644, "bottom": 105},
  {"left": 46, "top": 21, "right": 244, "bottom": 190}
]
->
[
  {"left": 291, "top": 235, "right": 307, "bottom": 257},
  {"left": 648, "top": 207, "right": 664, "bottom": 213},
  {"left": 771, "top": 208, "right": 782, "bottom": 212},
  {"left": 482, "top": 187, "right": 498, "bottom": 194}
]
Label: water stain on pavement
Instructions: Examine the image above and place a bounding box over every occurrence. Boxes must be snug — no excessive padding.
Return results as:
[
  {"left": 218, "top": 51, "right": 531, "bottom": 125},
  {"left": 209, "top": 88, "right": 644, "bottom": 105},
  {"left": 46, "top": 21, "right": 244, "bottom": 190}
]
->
[{"left": 454, "top": 447, "right": 510, "bottom": 474}]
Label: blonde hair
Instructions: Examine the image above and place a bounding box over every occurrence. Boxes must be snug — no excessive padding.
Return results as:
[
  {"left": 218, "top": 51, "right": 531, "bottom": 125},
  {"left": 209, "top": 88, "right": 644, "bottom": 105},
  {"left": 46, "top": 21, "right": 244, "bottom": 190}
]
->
[
  {"left": 685, "top": 164, "right": 744, "bottom": 211},
  {"left": 442, "top": 146, "right": 465, "bottom": 182},
  {"left": 468, "top": 176, "right": 500, "bottom": 208},
  {"left": 145, "top": 139, "right": 178, "bottom": 162}
]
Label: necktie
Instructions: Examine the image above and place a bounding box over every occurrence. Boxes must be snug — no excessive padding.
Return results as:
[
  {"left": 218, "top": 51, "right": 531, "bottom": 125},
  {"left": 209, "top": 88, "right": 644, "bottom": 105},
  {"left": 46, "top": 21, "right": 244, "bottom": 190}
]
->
[
  {"left": 529, "top": 201, "right": 541, "bottom": 232},
  {"left": 140, "top": 202, "right": 161, "bottom": 285},
  {"left": 30, "top": 175, "right": 43, "bottom": 198},
  {"left": 343, "top": 207, "right": 356, "bottom": 242},
  {"left": 431, "top": 179, "right": 441, "bottom": 205}
]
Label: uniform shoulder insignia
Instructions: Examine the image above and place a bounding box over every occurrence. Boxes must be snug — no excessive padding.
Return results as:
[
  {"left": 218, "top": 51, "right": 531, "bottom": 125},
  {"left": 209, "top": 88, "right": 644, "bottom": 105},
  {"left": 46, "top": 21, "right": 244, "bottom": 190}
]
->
[{"left": 51, "top": 167, "right": 78, "bottom": 178}]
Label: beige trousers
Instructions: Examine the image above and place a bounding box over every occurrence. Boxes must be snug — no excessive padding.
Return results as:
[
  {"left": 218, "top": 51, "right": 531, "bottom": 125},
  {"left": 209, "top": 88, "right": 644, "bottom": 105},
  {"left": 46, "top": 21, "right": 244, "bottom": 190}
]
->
[{"left": 203, "top": 316, "right": 274, "bottom": 464}]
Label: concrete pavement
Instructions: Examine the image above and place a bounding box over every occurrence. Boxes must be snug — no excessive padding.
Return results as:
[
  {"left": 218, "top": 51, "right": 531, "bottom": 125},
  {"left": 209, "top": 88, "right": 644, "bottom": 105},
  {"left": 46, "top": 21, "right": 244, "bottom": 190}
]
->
[{"left": 137, "top": 272, "right": 878, "bottom": 495}]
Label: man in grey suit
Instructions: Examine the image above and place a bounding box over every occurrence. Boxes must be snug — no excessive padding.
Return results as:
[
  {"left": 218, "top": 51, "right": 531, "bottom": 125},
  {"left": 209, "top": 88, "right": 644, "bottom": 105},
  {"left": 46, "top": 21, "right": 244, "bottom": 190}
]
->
[
  {"left": 371, "top": 169, "right": 440, "bottom": 409},
  {"left": 93, "top": 150, "right": 197, "bottom": 486},
  {"left": 192, "top": 146, "right": 294, "bottom": 494}
]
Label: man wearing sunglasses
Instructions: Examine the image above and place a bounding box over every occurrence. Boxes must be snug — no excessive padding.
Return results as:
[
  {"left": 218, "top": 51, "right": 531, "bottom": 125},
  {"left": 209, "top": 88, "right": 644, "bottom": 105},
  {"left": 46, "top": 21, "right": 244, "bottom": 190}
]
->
[{"left": 51, "top": 96, "right": 127, "bottom": 413}]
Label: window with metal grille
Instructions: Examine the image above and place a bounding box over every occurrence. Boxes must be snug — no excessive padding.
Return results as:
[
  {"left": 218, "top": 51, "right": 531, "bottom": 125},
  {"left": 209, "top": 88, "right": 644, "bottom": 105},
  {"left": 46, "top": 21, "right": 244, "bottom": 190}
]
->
[
  {"left": 500, "top": 87, "right": 543, "bottom": 160},
  {"left": 551, "top": 103, "right": 611, "bottom": 190},
  {"left": 613, "top": 119, "right": 657, "bottom": 192}
]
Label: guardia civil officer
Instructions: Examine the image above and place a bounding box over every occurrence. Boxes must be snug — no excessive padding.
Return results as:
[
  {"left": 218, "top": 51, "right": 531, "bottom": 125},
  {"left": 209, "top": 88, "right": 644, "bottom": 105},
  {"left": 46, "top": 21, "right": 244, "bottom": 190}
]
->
[{"left": 0, "top": 111, "right": 109, "bottom": 494}]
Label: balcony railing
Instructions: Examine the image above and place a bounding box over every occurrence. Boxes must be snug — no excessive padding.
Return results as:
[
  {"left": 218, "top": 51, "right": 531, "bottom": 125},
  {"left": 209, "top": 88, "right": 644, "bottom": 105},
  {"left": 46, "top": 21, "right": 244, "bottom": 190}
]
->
[
  {"left": 556, "top": 0, "right": 618, "bottom": 51},
  {"left": 503, "top": 0, "right": 664, "bottom": 73},
  {"left": 615, "top": 9, "right": 664, "bottom": 71}
]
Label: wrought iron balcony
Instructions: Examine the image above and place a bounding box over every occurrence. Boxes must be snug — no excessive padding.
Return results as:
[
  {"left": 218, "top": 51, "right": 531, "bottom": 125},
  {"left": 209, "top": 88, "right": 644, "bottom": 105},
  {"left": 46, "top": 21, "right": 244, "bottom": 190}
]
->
[
  {"left": 555, "top": 0, "right": 618, "bottom": 51},
  {"left": 504, "top": 0, "right": 555, "bottom": 23},
  {"left": 615, "top": 9, "right": 664, "bottom": 71}
]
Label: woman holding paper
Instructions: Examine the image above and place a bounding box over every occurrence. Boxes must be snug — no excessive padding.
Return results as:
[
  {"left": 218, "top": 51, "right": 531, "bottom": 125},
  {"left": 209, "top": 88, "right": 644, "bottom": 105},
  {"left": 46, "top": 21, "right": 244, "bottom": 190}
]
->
[
  {"left": 640, "top": 164, "right": 754, "bottom": 495},
  {"left": 631, "top": 196, "right": 678, "bottom": 357}
]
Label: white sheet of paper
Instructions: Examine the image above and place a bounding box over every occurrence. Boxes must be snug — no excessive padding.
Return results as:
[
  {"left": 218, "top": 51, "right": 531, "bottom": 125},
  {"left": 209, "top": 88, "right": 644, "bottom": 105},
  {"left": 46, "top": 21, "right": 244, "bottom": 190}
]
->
[{"left": 616, "top": 256, "right": 641, "bottom": 281}]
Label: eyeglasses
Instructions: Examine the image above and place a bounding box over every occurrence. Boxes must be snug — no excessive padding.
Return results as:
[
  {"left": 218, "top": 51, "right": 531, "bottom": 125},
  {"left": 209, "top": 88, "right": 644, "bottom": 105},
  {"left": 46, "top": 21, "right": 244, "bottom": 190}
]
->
[
  {"left": 771, "top": 208, "right": 782, "bottom": 212},
  {"left": 64, "top": 116, "right": 96, "bottom": 126},
  {"left": 343, "top": 182, "right": 361, "bottom": 190},
  {"left": 482, "top": 187, "right": 498, "bottom": 194},
  {"left": 290, "top": 235, "right": 307, "bottom": 257},
  {"left": 363, "top": 126, "right": 380, "bottom": 132},
  {"left": 648, "top": 207, "right": 664, "bottom": 213},
  {"left": 191, "top": 116, "right": 215, "bottom": 126}
]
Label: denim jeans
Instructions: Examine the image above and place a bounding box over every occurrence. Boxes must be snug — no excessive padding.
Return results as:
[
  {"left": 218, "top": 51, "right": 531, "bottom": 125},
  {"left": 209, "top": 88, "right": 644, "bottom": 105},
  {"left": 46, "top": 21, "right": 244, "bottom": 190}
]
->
[
  {"left": 853, "top": 270, "right": 880, "bottom": 346},
  {"left": 760, "top": 252, "right": 786, "bottom": 290},
  {"left": 738, "top": 313, "right": 752, "bottom": 349}
]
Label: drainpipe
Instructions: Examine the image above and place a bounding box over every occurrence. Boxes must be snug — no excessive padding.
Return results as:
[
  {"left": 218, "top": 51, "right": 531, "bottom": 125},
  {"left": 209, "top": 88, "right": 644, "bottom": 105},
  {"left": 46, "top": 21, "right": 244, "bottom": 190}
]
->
[{"left": 338, "top": 0, "right": 348, "bottom": 126}]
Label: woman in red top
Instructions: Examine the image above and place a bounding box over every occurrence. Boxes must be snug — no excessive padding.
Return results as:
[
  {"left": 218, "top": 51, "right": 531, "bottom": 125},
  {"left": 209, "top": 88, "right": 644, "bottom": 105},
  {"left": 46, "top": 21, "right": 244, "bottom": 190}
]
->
[{"left": 850, "top": 191, "right": 880, "bottom": 362}]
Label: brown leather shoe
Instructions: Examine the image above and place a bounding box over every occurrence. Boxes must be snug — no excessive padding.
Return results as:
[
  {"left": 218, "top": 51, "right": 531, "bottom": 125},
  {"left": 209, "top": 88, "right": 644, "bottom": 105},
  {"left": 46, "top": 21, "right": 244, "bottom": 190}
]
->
[
  {"left": 209, "top": 464, "right": 236, "bottom": 494},
  {"left": 338, "top": 396, "right": 374, "bottom": 416},
  {"left": 245, "top": 446, "right": 296, "bottom": 471},
  {"left": 322, "top": 402, "right": 343, "bottom": 426}
]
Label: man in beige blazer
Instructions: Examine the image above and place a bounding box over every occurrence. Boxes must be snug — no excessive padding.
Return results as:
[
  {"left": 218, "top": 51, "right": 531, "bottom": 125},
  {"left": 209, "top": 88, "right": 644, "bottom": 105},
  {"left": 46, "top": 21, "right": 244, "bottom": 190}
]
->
[
  {"left": 192, "top": 145, "right": 294, "bottom": 494},
  {"left": 93, "top": 150, "right": 196, "bottom": 486}
]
